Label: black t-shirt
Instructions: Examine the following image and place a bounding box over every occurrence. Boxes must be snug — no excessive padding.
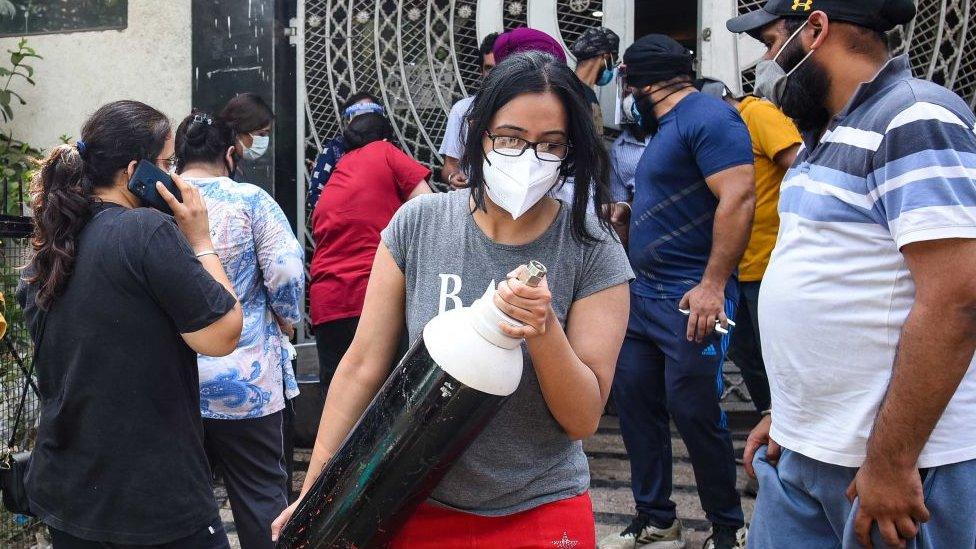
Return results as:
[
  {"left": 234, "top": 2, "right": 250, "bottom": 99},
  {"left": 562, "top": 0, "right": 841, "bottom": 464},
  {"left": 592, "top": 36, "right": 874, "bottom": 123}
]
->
[{"left": 17, "top": 203, "right": 237, "bottom": 544}]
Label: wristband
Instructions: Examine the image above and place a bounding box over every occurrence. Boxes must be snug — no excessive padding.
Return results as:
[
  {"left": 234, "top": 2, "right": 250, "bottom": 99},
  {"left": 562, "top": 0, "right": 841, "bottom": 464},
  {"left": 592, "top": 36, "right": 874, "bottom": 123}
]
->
[
  {"left": 195, "top": 249, "right": 218, "bottom": 259},
  {"left": 760, "top": 409, "right": 772, "bottom": 417},
  {"left": 616, "top": 201, "right": 632, "bottom": 213}
]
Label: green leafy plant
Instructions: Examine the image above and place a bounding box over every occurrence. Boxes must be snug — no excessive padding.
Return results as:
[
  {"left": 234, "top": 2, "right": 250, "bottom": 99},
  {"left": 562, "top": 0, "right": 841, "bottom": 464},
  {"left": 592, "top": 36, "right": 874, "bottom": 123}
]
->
[
  {"left": 0, "top": 38, "right": 40, "bottom": 123},
  {"left": 0, "top": 38, "right": 40, "bottom": 216}
]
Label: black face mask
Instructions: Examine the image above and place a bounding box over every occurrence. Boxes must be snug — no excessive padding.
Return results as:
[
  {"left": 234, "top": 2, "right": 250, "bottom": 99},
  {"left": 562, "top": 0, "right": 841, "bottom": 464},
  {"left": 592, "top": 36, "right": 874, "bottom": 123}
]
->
[
  {"left": 633, "top": 81, "right": 693, "bottom": 135},
  {"left": 775, "top": 34, "right": 831, "bottom": 135},
  {"left": 226, "top": 153, "right": 242, "bottom": 181}
]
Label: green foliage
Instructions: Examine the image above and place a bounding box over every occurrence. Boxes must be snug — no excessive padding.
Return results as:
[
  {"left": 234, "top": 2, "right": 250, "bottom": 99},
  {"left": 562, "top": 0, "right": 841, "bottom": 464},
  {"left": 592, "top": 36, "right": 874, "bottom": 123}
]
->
[
  {"left": 0, "top": 39, "right": 40, "bottom": 123},
  {"left": 0, "top": 133, "right": 35, "bottom": 215},
  {"left": 0, "top": 37, "right": 40, "bottom": 216}
]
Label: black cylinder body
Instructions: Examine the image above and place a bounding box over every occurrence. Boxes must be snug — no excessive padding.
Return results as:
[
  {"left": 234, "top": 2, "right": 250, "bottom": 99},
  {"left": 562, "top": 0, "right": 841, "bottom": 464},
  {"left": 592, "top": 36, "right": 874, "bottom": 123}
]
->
[{"left": 276, "top": 337, "right": 509, "bottom": 549}]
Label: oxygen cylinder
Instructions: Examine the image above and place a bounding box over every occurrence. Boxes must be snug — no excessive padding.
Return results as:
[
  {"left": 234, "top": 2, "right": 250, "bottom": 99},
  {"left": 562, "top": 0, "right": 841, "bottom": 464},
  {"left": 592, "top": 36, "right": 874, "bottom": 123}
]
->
[{"left": 277, "top": 261, "right": 548, "bottom": 549}]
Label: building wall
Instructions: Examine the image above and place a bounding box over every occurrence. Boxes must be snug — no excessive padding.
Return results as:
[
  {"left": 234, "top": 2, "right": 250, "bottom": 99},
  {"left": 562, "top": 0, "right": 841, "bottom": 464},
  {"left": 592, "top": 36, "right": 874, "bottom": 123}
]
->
[{"left": 0, "top": 0, "right": 192, "bottom": 149}]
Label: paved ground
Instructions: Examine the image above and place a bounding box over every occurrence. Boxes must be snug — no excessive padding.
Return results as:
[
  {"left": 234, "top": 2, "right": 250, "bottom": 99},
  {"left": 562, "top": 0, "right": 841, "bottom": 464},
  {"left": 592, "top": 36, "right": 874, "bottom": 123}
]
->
[
  {"left": 586, "top": 414, "right": 756, "bottom": 548},
  {"left": 219, "top": 411, "right": 757, "bottom": 548}
]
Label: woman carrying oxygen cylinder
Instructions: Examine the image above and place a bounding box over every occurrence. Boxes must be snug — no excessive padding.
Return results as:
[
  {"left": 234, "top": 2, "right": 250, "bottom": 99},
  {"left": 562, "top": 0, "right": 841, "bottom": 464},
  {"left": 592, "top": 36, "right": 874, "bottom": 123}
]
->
[{"left": 272, "top": 51, "right": 634, "bottom": 548}]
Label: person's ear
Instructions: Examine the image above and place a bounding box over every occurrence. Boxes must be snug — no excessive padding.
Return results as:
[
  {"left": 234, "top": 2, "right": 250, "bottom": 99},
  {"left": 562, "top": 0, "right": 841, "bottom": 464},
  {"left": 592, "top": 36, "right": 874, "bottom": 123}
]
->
[
  {"left": 808, "top": 11, "right": 830, "bottom": 50},
  {"left": 226, "top": 146, "right": 236, "bottom": 165},
  {"left": 125, "top": 160, "right": 137, "bottom": 180}
]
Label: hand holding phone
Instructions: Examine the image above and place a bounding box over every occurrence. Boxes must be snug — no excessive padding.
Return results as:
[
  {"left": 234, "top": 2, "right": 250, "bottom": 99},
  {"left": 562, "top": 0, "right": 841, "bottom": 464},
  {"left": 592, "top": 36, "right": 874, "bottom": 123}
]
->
[
  {"left": 127, "top": 160, "right": 183, "bottom": 215},
  {"left": 155, "top": 172, "right": 214, "bottom": 252},
  {"left": 679, "top": 308, "right": 736, "bottom": 335}
]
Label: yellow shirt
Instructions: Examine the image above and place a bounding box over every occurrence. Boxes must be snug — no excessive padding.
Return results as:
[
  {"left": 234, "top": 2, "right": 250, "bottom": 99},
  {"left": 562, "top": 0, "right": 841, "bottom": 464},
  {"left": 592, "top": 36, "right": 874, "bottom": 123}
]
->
[{"left": 736, "top": 96, "right": 802, "bottom": 282}]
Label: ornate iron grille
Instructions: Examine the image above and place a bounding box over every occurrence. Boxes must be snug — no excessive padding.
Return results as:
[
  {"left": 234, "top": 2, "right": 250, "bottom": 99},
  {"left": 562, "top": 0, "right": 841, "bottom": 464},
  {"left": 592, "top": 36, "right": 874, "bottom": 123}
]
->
[
  {"left": 740, "top": 65, "right": 757, "bottom": 96},
  {"left": 557, "top": 0, "right": 604, "bottom": 57},
  {"left": 502, "top": 0, "right": 528, "bottom": 31},
  {"left": 738, "top": 0, "right": 765, "bottom": 16},
  {"left": 454, "top": 0, "right": 481, "bottom": 93}
]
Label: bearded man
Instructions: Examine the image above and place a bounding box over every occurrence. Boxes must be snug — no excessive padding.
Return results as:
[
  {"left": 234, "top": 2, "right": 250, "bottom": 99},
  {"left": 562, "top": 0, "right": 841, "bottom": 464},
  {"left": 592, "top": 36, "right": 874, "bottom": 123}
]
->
[{"left": 728, "top": 1, "right": 976, "bottom": 547}]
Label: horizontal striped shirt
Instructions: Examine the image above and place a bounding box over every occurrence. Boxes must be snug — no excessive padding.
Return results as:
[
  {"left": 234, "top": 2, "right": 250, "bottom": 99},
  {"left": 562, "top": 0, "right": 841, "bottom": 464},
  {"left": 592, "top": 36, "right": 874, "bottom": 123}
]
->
[{"left": 759, "top": 55, "right": 976, "bottom": 468}]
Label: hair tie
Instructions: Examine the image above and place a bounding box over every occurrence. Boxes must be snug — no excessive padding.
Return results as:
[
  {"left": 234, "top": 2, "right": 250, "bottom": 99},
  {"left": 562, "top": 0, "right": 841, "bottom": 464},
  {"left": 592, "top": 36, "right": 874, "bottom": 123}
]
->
[
  {"left": 192, "top": 113, "right": 214, "bottom": 126},
  {"left": 75, "top": 140, "right": 87, "bottom": 154}
]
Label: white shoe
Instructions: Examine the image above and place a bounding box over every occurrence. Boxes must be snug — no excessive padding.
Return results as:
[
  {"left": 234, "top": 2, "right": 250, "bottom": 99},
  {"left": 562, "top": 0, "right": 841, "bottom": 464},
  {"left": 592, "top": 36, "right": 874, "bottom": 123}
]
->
[
  {"left": 702, "top": 524, "right": 748, "bottom": 549},
  {"left": 598, "top": 516, "right": 686, "bottom": 549}
]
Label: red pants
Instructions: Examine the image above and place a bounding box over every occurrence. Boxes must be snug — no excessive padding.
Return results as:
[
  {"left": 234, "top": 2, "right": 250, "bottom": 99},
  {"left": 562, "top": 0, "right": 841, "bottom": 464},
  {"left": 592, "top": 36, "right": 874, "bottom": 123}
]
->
[{"left": 389, "top": 492, "right": 596, "bottom": 548}]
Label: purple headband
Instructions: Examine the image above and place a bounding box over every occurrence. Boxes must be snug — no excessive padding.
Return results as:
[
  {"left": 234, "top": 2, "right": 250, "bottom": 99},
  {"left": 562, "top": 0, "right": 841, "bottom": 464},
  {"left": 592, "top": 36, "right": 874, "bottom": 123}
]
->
[{"left": 492, "top": 28, "right": 567, "bottom": 64}]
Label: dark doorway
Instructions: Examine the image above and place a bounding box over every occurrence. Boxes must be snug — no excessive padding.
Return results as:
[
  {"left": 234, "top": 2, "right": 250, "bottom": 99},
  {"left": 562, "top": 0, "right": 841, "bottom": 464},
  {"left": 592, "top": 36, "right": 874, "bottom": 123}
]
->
[
  {"left": 634, "top": 0, "right": 699, "bottom": 53},
  {"left": 191, "top": 0, "right": 299, "bottom": 233}
]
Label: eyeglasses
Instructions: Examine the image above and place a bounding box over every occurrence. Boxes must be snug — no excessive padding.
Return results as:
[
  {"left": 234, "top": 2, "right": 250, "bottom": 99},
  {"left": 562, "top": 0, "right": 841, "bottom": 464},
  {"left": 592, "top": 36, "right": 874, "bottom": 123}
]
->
[
  {"left": 157, "top": 155, "right": 178, "bottom": 171},
  {"left": 485, "top": 131, "right": 571, "bottom": 162}
]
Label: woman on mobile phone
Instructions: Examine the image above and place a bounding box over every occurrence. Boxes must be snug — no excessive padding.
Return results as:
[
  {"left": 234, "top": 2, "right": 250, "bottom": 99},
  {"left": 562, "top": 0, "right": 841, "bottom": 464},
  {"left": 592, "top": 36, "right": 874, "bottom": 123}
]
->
[
  {"left": 18, "top": 100, "right": 243, "bottom": 548},
  {"left": 272, "top": 51, "right": 633, "bottom": 548},
  {"left": 176, "top": 110, "right": 304, "bottom": 549}
]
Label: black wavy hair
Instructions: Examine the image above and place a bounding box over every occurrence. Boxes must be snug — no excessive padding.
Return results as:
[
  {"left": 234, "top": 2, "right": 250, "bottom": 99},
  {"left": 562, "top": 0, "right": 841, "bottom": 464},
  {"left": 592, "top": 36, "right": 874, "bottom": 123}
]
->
[
  {"left": 459, "top": 51, "right": 612, "bottom": 242},
  {"left": 29, "top": 100, "right": 170, "bottom": 309},
  {"left": 343, "top": 112, "right": 394, "bottom": 151},
  {"left": 480, "top": 32, "right": 499, "bottom": 63},
  {"left": 174, "top": 110, "right": 238, "bottom": 174}
]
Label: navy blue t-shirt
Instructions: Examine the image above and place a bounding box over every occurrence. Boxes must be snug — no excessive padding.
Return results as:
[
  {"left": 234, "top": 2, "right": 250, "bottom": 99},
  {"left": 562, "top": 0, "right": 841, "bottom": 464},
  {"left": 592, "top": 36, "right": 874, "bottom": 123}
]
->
[{"left": 629, "top": 92, "right": 753, "bottom": 298}]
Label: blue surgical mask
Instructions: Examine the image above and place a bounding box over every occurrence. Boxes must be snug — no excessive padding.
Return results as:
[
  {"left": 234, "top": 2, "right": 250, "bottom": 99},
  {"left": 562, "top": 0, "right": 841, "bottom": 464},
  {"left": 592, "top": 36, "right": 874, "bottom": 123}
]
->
[{"left": 596, "top": 59, "right": 615, "bottom": 87}]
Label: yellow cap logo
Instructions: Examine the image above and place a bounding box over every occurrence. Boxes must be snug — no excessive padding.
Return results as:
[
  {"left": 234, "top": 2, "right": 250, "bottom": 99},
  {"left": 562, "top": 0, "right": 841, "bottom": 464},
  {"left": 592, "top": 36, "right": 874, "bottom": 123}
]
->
[{"left": 792, "top": 0, "right": 813, "bottom": 11}]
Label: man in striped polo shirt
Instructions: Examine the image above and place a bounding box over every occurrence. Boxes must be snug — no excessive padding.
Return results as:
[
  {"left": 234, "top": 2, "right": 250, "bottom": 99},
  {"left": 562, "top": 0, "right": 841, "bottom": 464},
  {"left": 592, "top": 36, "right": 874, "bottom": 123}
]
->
[{"left": 728, "top": 1, "right": 976, "bottom": 547}]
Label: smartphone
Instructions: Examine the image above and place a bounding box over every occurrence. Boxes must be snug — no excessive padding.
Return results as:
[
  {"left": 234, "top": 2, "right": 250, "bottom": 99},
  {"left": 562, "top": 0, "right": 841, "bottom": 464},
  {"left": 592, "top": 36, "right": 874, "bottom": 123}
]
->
[
  {"left": 678, "top": 308, "right": 736, "bottom": 334},
  {"left": 127, "top": 159, "right": 182, "bottom": 215}
]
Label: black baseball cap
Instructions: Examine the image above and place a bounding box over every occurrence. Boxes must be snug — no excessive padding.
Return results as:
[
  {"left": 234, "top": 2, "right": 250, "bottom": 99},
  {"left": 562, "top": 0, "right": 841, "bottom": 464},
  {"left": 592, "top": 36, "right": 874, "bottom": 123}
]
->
[{"left": 727, "top": 0, "right": 917, "bottom": 37}]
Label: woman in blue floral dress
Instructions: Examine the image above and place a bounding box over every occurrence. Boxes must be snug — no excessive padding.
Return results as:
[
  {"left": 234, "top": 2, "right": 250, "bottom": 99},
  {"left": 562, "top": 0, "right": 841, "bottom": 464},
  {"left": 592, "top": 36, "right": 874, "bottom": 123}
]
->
[{"left": 176, "top": 111, "right": 305, "bottom": 549}]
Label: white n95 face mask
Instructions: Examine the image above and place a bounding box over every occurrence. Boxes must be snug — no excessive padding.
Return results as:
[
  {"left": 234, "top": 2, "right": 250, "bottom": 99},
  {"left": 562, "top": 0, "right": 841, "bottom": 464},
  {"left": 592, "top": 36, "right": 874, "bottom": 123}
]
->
[
  {"left": 242, "top": 134, "right": 270, "bottom": 160},
  {"left": 482, "top": 151, "right": 562, "bottom": 220}
]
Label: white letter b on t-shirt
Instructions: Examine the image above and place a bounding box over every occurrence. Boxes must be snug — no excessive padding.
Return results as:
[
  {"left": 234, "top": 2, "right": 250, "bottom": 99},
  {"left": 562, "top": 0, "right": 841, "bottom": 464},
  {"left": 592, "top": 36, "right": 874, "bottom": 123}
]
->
[{"left": 438, "top": 274, "right": 462, "bottom": 314}]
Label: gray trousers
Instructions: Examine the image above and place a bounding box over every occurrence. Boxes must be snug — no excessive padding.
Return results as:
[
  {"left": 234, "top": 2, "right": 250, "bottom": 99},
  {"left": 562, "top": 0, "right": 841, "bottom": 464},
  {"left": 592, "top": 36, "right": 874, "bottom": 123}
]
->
[{"left": 203, "top": 411, "right": 289, "bottom": 549}]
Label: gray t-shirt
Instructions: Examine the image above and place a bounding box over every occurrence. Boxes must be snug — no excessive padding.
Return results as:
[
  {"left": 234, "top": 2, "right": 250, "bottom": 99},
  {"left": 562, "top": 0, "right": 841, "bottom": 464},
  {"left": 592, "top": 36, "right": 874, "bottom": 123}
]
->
[{"left": 381, "top": 189, "right": 634, "bottom": 515}]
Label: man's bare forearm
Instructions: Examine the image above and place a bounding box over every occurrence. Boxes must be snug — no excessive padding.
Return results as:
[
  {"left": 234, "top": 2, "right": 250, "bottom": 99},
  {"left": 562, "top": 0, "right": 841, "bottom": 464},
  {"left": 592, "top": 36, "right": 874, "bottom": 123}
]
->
[
  {"left": 866, "top": 300, "right": 976, "bottom": 468},
  {"left": 702, "top": 194, "right": 754, "bottom": 287}
]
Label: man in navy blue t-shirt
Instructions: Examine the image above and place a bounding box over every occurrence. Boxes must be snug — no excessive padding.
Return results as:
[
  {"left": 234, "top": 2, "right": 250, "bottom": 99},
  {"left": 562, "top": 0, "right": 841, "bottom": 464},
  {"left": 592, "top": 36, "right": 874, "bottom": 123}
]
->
[{"left": 601, "top": 34, "right": 756, "bottom": 549}]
